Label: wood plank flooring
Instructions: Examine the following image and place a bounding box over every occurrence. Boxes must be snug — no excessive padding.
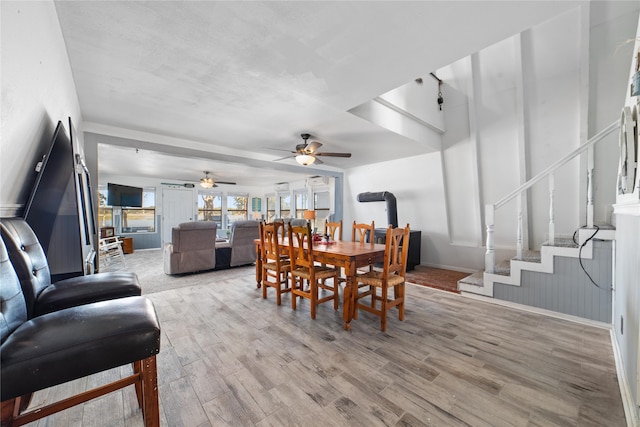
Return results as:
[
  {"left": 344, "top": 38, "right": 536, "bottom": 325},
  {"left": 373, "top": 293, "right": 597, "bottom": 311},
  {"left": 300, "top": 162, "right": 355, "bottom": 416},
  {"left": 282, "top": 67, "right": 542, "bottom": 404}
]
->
[{"left": 23, "top": 251, "right": 626, "bottom": 426}]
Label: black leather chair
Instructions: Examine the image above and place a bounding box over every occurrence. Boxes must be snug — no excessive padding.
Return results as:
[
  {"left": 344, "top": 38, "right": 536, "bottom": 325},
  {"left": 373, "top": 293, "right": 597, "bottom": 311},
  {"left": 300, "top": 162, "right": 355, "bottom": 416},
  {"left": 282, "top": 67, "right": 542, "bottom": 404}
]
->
[
  {"left": 0, "top": 218, "right": 141, "bottom": 318},
  {"left": 0, "top": 235, "right": 161, "bottom": 426}
]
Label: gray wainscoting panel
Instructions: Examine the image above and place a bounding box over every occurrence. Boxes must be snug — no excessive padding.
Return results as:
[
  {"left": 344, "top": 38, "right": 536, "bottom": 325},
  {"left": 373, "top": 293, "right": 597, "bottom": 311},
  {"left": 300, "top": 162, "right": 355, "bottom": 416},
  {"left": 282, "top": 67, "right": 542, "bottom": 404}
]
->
[
  {"left": 120, "top": 215, "right": 162, "bottom": 250},
  {"left": 494, "top": 240, "right": 612, "bottom": 323}
]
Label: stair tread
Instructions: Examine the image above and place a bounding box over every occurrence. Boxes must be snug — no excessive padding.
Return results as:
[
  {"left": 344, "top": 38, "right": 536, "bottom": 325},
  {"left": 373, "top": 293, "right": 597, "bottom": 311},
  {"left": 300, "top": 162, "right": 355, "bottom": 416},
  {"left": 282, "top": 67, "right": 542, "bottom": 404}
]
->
[
  {"left": 512, "top": 250, "right": 541, "bottom": 263},
  {"left": 542, "top": 236, "right": 578, "bottom": 248},
  {"left": 458, "top": 271, "right": 483, "bottom": 287}
]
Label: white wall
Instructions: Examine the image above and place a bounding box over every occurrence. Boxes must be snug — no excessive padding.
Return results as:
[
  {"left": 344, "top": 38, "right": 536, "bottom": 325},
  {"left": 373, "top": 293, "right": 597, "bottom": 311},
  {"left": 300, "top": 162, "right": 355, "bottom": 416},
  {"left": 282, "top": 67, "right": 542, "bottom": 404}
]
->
[
  {"left": 344, "top": 2, "right": 637, "bottom": 272},
  {"left": 611, "top": 11, "right": 640, "bottom": 422},
  {"left": 344, "top": 153, "right": 485, "bottom": 272},
  {"left": 0, "top": 0, "right": 83, "bottom": 216}
]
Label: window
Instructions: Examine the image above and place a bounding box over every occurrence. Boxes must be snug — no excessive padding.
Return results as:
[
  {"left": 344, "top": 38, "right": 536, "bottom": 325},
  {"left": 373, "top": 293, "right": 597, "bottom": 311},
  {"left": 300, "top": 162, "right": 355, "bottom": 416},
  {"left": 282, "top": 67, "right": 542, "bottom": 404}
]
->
[
  {"left": 197, "top": 192, "right": 222, "bottom": 228},
  {"left": 266, "top": 194, "right": 276, "bottom": 222},
  {"left": 314, "top": 191, "right": 330, "bottom": 225},
  {"left": 227, "top": 193, "right": 248, "bottom": 226},
  {"left": 279, "top": 194, "right": 291, "bottom": 219},
  {"left": 121, "top": 188, "right": 156, "bottom": 233},
  {"left": 294, "top": 191, "right": 308, "bottom": 219},
  {"left": 98, "top": 187, "right": 113, "bottom": 227}
]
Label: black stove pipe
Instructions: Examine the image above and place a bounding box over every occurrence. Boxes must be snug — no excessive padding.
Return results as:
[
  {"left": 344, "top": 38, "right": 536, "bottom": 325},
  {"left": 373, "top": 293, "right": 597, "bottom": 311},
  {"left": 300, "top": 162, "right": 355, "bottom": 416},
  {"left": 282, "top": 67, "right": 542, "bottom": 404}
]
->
[{"left": 356, "top": 191, "right": 398, "bottom": 228}]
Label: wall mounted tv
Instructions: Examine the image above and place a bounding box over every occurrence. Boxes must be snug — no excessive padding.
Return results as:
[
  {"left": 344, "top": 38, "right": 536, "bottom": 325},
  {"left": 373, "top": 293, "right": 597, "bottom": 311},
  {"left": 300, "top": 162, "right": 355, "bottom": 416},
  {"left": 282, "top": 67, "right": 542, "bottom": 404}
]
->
[{"left": 107, "top": 183, "right": 143, "bottom": 207}]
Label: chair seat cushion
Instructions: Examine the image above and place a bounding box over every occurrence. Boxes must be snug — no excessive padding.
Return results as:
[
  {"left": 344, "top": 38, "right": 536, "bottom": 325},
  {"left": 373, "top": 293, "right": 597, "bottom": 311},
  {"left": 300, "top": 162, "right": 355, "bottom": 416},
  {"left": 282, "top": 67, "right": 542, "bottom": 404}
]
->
[
  {"left": 356, "top": 271, "right": 405, "bottom": 287},
  {"left": 264, "top": 260, "right": 290, "bottom": 271},
  {"left": 34, "top": 272, "right": 142, "bottom": 317},
  {"left": 1, "top": 296, "right": 160, "bottom": 401},
  {"left": 292, "top": 265, "right": 338, "bottom": 280}
]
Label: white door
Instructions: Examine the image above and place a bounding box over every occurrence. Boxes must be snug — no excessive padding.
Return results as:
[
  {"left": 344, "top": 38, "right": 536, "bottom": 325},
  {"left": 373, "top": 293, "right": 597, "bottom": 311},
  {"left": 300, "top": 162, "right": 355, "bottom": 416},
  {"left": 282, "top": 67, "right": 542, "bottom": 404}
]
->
[{"left": 162, "top": 188, "right": 194, "bottom": 246}]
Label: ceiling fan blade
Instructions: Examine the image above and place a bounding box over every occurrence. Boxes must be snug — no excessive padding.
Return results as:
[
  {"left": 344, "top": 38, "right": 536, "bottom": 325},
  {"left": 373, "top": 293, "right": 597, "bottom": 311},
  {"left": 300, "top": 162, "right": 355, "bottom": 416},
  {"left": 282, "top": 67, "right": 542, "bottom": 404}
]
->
[
  {"left": 312, "top": 156, "right": 324, "bottom": 165},
  {"left": 267, "top": 147, "right": 297, "bottom": 153},
  {"left": 306, "top": 141, "right": 322, "bottom": 153},
  {"left": 315, "top": 152, "right": 352, "bottom": 158},
  {"left": 273, "top": 155, "right": 295, "bottom": 162},
  {"left": 215, "top": 181, "right": 236, "bottom": 185}
]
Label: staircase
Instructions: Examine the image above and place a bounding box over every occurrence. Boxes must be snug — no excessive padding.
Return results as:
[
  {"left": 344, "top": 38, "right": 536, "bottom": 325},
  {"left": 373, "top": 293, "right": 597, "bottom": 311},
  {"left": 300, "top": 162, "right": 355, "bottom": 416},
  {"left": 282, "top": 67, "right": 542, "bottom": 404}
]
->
[
  {"left": 455, "top": 121, "right": 621, "bottom": 322},
  {"left": 458, "top": 227, "right": 615, "bottom": 298}
]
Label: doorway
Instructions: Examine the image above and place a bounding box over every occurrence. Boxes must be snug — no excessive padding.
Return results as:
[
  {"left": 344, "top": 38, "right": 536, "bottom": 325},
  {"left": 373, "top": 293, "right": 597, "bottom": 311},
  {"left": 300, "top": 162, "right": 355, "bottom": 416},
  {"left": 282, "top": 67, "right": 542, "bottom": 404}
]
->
[{"left": 162, "top": 188, "right": 194, "bottom": 246}]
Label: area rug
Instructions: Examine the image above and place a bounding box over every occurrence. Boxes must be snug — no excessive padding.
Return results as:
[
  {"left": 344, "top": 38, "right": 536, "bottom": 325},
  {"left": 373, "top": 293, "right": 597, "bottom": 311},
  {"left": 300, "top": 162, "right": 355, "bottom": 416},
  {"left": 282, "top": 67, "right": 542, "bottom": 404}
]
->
[{"left": 405, "top": 265, "right": 468, "bottom": 294}]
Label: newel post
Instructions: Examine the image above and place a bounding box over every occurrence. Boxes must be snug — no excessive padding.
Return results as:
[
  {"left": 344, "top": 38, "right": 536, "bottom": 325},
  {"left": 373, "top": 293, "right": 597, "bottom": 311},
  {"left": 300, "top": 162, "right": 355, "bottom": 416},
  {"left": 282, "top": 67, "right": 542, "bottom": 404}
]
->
[{"left": 485, "top": 204, "right": 495, "bottom": 273}]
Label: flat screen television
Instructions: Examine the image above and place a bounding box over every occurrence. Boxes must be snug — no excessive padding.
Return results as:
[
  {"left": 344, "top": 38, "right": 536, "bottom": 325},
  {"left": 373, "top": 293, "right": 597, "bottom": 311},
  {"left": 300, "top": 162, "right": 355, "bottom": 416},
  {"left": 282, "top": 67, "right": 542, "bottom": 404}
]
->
[
  {"left": 24, "top": 121, "right": 77, "bottom": 251},
  {"left": 107, "top": 183, "right": 143, "bottom": 207}
]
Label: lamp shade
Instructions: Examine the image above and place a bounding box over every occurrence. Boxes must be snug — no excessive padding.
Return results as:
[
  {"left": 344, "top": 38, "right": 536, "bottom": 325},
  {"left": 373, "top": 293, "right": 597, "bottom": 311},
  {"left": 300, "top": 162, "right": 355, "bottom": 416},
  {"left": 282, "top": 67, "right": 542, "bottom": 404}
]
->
[
  {"left": 303, "top": 210, "right": 316, "bottom": 220},
  {"left": 296, "top": 154, "right": 315, "bottom": 165}
]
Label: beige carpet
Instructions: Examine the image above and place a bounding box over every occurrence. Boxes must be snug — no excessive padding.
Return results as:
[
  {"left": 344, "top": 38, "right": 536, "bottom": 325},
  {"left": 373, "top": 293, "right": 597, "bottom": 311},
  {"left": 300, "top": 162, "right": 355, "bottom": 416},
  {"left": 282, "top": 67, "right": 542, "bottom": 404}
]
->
[
  {"left": 112, "top": 250, "right": 467, "bottom": 295},
  {"left": 104, "top": 249, "right": 255, "bottom": 294}
]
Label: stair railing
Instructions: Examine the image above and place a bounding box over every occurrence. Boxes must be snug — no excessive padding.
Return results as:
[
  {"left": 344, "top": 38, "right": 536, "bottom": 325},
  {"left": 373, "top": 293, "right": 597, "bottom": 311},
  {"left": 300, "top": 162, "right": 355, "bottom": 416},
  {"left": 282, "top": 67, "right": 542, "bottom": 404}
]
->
[{"left": 485, "top": 120, "right": 620, "bottom": 273}]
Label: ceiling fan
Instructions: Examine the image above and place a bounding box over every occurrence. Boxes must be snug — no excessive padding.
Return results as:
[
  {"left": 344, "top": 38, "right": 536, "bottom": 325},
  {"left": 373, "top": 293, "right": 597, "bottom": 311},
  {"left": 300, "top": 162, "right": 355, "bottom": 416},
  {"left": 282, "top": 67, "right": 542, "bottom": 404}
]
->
[
  {"left": 161, "top": 172, "right": 236, "bottom": 189},
  {"left": 199, "top": 171, "right": 236, "bottom": 188},
  {"left": 274, "top": 133, "right": 352, "bottom": 165}
]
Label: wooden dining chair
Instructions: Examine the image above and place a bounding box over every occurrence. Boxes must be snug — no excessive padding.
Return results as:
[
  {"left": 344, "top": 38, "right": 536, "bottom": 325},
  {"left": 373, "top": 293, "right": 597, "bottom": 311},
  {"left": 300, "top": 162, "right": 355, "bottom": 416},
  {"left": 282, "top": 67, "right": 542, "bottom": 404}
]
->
[
  {"left": 259, "top": 221, "right": 291, "bottom": 305},
  {"left": 352, "top": 220, "right": 375, "bottom": 243},
  {"left": 288, "top": 222, "right": 339, "bottom": 319},
  {"left": 354, "top": 224, "right": 410, "bottom": 332},
  {"left": 322, "top": 219, "right": 344, "bottom": 284},
  {"left": 352, "top": 220, "right": 376, "bottom": 274},
  {"left": 324, "top": 219, "right": 343, "bottom": 241}
]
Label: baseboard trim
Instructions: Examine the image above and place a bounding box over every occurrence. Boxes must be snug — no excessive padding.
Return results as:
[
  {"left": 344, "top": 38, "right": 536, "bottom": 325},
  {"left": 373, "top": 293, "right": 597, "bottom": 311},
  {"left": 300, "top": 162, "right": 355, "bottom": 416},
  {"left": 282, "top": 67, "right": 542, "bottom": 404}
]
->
[
  {"left": 418, "top": 262, "right": 477, "bottom": 274},
  {"left": 611, "top": 330, "right": 638, "bottom": 427},
  {"left": 459, "top": 291, "right": 611, "bottom": 329}
]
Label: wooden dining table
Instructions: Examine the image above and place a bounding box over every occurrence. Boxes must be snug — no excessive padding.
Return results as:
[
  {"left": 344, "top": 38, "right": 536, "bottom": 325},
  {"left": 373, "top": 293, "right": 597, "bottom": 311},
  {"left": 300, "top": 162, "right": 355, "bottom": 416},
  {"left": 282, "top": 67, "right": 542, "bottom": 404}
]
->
[{"left": 254, "top": 238, "right": 386, "bottom": 330}]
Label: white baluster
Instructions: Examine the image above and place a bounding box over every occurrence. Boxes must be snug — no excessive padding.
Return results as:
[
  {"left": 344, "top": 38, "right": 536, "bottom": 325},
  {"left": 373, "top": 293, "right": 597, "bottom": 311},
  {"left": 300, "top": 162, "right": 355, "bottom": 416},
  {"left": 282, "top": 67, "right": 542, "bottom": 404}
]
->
[
  {"left": 485, "top": 204, "right": 495, "bottom": 273},
  {"left": 587, "top": 146, "right": 594, "bottom": 228},
  {"left": 587, "top": 166, "right": 594, "bottom": 228},
  {"left": 548, "top": 173, "right": 555, "bottom": 245},
  {"left": 516, "top": 193, "right": 523, "bottom": 259}
]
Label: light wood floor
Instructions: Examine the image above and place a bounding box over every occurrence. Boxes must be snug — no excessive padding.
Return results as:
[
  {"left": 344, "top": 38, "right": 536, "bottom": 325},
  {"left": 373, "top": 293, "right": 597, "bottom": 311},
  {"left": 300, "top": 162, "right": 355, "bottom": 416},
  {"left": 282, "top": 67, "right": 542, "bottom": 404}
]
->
[{"left": 24, "top": 253, "right": 626, "bottom": 426}]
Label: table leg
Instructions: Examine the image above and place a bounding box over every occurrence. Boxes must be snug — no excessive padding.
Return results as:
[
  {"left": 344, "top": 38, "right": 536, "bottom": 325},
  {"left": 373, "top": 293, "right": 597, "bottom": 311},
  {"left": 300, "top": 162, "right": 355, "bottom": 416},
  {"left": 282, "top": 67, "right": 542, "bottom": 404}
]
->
[
  {"left": 255, "top": 245, "right": 262, "bottom": 288},
  {"left": 343, "top": 261, "right": 356, "bottom": 330}
]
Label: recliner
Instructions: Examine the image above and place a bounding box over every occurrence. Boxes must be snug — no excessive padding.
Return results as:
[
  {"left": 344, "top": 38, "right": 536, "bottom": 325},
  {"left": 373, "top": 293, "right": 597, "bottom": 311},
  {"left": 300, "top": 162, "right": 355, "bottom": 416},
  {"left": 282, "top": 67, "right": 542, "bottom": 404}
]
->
[
  {"left": 0, "top": 218, "right": 141, "bottom": 319},
  {"left": 215, "top": 220, "right": 260, "bottom": 268},
  {"left": 163, "top": 221, "right": 218, "bottom": 274}
]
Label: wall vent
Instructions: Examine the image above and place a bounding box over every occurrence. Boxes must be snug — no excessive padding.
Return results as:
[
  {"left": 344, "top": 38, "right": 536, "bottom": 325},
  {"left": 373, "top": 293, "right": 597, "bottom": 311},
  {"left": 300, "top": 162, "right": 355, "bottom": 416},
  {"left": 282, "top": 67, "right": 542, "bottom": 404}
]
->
[
  {"left": 307, "top": 176, "right": 329, "bottom": 186},
  {"left": 274, "top": 182, "right": 289, "bottom": 192}
]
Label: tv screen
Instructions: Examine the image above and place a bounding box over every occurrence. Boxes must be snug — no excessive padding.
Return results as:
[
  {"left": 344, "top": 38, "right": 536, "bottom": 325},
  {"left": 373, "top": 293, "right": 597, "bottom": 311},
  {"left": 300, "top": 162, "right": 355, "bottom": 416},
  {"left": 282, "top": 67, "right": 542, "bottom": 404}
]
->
[
  {"left": 107, "top": 183, "right": 143, "bottom": 207},
  {"left": 24, "top": 121, "right": 76, "bottom": 252}
]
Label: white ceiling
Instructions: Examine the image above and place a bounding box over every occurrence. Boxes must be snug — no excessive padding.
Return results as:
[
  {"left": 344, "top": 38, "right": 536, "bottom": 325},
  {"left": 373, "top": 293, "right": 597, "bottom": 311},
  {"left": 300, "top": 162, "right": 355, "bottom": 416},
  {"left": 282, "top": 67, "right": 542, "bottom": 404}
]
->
[{"left": 54, "top": 1, "right": 581, "bottom": 186}]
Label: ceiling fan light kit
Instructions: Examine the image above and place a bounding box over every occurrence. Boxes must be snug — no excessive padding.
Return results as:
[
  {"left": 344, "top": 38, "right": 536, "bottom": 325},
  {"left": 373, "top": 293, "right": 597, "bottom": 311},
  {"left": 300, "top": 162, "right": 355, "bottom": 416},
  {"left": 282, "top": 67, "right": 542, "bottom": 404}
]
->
[
  {"left": 274, "top": 133, "right": 351, "bottom": 166},
  {"left": 296, "top": 154, "right": 315, "bottom": 165},
  {"left": 200, "top": 171, "right": 214, "bottom": 188}
]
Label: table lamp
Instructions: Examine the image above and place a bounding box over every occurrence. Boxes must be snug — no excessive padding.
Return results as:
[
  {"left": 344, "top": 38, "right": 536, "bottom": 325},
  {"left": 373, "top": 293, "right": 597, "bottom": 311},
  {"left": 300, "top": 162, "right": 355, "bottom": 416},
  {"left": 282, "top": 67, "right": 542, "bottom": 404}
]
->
[{"left": 303, "top": 210, "right": 316, "bottom": 233}]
